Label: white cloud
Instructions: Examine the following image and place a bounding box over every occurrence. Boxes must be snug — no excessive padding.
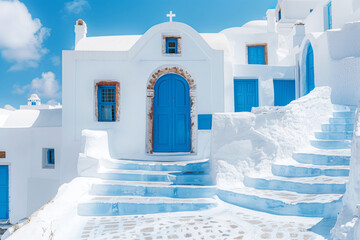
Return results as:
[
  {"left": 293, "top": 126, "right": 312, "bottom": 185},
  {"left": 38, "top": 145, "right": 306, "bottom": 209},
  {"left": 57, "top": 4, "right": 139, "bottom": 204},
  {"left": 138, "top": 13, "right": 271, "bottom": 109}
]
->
[
  {"left": 0, "top": 0, "right": 50, "bottom": 70},
  {"left": 13, "top": 72, "right": 61, "bottom": 100},
  {"left": 65, "top": 0, "right": 89, "bottom": 14}
]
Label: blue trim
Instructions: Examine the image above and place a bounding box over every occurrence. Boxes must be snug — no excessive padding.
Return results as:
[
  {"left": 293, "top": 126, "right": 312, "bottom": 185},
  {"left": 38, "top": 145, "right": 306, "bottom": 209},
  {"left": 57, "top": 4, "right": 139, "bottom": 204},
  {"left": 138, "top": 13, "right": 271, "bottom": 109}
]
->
[
  {"left": 327, "top": 2, "right": 332, "bottom": 30},
  {"left": 273, "top": 80, "right": 295, "bottom": 106},
  {"left": 98, "top": 85, "right": 116, "bottom": 122},
  {"left": 234, "top": 79, "right": 259, "bottom": 112},
  {"left": 278, "top": 9, "right": 281, "bottom": 21},
  {"left": 306, "top": 44, "right": 315, "bottom": 94},
  {"left": 166, "top": 38, "right": 178, "bottom": 54},
  {"left": 198, "top": 114, "right": 212, "bottom": 130}
]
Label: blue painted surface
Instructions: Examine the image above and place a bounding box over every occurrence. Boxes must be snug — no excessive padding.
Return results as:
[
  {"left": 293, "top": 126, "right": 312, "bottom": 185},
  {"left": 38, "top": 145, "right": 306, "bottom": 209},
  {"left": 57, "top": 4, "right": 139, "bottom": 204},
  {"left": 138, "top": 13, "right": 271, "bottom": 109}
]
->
[
  {"left": 248, "top": 46, "right": 265, "bottom": 64},
  {"left": 315, "top": 131, "right": 353, "bottom": 140},
  {"left": 47, "top": 149, "right": 55, "bottom": 165},
  {"left": 217, "top": 189, "right": 342, "bottom": 218},
  {"left": 322, "top": 123, "right": 354, "bottom": 132},
  {"left": 234, "top": 79, "right": 259, "bottom": 112},
  {"left": 98, "top": 85, "right": 116, "bottom": 122},
  {"left": 306, "top": 44, "right": 315, "bottom": 94},
  {"left": 153, "top": 74, "right": 191, "bottom": 152},
  {"left": 327, "top": 1, "right": 332, "bottom": 30},
  {"left": 272, "top": 164, "right": 349, "bottom": 178},
  {"left": 166, "top": 38, "right": 177, "bottom": 54},
  {"left": 310, "top": 140, "right": 351, "bottom": 149},
  {"left": 293, "top": 152, "right": 350, "bottom": 166},
  {"left": 198, "top": 114, "right": 212, "bottom": 130},
  {"left": 31, "top": 102, "right": 36, "bottom": 106},
  {"left": 273, "top": 80, "right": 295, "bottom": 106},
  {"left": 278, "top": 9, "right": 281, "bottom": 21},
  {"left": 0, "top": 165, "right": 9, "bottom": 220}
]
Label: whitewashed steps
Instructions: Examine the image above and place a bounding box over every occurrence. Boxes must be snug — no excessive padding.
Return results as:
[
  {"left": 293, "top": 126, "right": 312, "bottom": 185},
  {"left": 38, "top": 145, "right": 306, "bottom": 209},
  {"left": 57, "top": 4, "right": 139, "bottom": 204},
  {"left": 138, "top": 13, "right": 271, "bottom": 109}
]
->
[
  {"left": 310, "top": 139, "right": 351, "bottom": 149},
  {"left": 78, "top": 195, "right": 216, "bottom": 216},
  {"left": 272, "top": 160, "right": 350, "bottom": 177},
  {"left": 292, "top": 150, "right": 350, "bottom": 166},
  {"left": 244, "top": 175, "right": 347, "bottom": 194},
  {"left": 217, "top": 187, "right": 342, "bottom": 218},
  {"left": 90, "top": 180, "right": 217, "bottom": 198},
  {"left": 315, "top": 131, "right": 353, "bottom": 140}
]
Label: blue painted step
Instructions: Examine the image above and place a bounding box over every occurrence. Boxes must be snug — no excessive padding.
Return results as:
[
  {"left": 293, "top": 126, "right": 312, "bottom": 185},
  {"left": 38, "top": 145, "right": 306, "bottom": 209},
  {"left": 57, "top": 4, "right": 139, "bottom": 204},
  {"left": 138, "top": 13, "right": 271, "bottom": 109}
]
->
[
  {"left": 97, "top": 170, "right": 214, "bottom": 185},
  {"left": 333, "top": 112, "right": 355, "bottom": 118},
  {"left": 292, "top": 152, "right": 350, "bottom": 166},
  {"left": 217, "top": 188, "right": 342, "bottom": 218},
  {"left": 329, "top": 118, "right": 355, "bottom": 124},
  {"left": 332, "top": 104, "right": 357, "bottom": 112},
  {"left": 315, "top": 131, "right": 353, "bottom": 140},
  {"left": 78, "top": 196, "right": 216, "bottom": 216},
  {"left": 272, "top": 163, "right": 349, "bottom": 178},
  {"left": 244, "top": 175, "right": 347, "bottom": 194},
  {"left": 101, "top": 159, "right": 210, "bottom": 172},
  {"left": 310, "top": 140, "right": 351, "bottom": 149},
  {"left": 322, "top": 124, "right": 354, "bottom": 132},
  {"left": 90, "top": 181, "right": 216, "bottom": 198}
]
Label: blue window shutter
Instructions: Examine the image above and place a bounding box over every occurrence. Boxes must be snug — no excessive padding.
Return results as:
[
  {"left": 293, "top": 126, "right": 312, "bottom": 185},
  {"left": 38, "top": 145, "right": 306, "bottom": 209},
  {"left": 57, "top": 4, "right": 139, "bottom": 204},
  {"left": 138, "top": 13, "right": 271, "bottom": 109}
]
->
[
  {"left": 248, "top": 46, "right": 266, "bottom": 65},
  {"left": 198, "top": 114, "right": 212, "bottom": 130},
  {"left": 98, "top": 85, "right": 116, "bottom": 122},
  {"left": 234, "top": 79, "right": 259, "bottom": 112},
  {"left": 166, "top": 38, "right": 178, "bottom": 54},
  {"left": 273, "top": 80, "right": 296, "bottom": 106}
]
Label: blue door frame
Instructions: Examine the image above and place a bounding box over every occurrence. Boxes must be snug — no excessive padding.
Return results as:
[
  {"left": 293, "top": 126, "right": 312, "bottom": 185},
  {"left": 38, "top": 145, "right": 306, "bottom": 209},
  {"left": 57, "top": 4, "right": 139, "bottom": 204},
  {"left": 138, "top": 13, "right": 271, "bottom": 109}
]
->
[
  {"left": 0, "top": 165, "right": 9, "bottom": 220},
  {"left": 306, "top": 44, "right": 315, "bottom": 94},
  {"left": 234, "top": 79, "right": 259, "bottom": 112},
  {"left": 273, "top": 80, "right": 295, "bottom": 106},
  {"left": 153, "top": 74, "right": 191, "bottom": 152}
]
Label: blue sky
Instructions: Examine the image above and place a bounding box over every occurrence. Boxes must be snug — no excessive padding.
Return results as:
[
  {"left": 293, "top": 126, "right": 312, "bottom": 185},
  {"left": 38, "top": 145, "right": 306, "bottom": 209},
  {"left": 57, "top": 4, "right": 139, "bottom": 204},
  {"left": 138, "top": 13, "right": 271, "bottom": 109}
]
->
[{"left": 0, "top": 0, "right": 277, "bottom": 108}]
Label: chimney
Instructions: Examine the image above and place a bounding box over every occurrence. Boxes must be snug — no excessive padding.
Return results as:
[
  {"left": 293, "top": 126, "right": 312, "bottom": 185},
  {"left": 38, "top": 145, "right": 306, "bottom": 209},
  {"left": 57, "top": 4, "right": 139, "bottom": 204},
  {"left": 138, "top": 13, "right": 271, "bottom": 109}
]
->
[
  {"left": 75, "top": 19, "right": 87, "bottom": 48},
  {"left": 266, "top": 9, "right": 276, "bottom": 33}
]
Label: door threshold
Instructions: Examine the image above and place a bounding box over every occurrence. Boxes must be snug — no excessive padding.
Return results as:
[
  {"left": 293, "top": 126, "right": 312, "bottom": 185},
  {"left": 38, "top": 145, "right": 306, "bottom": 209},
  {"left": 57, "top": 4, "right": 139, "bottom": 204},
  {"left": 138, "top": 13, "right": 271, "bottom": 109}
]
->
[{"left": 151, "top": 152, "right": 194, "bottom": 156}]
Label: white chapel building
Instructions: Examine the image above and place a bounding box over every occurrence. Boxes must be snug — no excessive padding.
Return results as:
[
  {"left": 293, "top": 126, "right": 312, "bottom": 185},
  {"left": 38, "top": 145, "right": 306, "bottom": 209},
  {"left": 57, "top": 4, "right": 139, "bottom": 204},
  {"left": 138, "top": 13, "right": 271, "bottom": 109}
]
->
[{"left": 1, "top": 0, "right": 360, "bottom": 223}]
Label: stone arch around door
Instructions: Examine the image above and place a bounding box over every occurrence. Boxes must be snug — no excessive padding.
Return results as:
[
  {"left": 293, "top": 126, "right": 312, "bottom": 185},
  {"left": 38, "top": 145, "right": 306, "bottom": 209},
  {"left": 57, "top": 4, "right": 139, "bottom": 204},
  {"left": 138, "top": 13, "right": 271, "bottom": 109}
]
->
[{"left": 146, "top": 66, "right": 196, "bottom": 154}]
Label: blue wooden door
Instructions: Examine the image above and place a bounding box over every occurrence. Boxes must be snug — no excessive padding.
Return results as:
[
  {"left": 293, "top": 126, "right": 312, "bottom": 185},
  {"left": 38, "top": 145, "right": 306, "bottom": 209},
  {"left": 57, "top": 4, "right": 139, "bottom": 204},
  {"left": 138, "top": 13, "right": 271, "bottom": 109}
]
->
[
  {"left": 306, "top": 44, "right": 315, "bottom": 94},
  {"left": 234, "top": 79, "right": 259, "bottom": 112},
  {"left": 0, "top": 165, "right": 9, "bottom": 220},
  {"left": 273, "top": 80, "right": 295, "bottom": 106},
  {"left": 153, "top": 74, "right": 191, "bottom": 152}
]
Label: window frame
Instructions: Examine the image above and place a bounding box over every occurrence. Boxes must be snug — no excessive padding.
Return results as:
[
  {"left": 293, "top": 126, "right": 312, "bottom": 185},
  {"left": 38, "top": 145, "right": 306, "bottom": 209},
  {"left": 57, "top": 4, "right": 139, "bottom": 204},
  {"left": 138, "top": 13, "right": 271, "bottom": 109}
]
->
[
  {"left": 162, "top": 35, "right": 181, "bottom": 55},
  {"left": 247, "top": 44, "right": 268, "bottom": 65},
  {"left": 42, "top": 148, "right": 55, "bottom": 169},
  {"left": 98, "top": 85, "right": 117, "bottom": 122}
]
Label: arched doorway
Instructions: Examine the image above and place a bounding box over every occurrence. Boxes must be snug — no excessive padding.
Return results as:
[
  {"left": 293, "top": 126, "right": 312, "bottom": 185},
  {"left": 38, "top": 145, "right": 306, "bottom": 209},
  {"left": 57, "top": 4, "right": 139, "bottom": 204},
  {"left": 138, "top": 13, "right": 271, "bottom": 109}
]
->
[
  {"left": 153, "top": 73, "right": 191, "bottom": 152},
  {"left": 306, "top": 44, "right": 315, "bottom": 94}
]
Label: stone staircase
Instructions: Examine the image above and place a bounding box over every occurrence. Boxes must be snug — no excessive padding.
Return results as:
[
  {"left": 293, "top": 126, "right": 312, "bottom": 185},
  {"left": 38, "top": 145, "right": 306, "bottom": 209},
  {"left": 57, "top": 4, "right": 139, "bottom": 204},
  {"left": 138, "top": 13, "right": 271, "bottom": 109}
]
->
[
  {"left": 78, "top": 158, "right": 216, "bottom": 216},
  {"left": 218, "top": 104, "right": 355, "bottom": 218}
]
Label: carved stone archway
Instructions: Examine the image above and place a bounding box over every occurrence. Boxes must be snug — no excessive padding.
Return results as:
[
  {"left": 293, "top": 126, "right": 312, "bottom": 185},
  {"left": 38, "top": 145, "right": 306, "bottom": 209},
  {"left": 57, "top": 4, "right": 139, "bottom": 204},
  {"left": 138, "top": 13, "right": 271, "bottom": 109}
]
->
[{"left": 146, "top": 66, "right": 196, "bottom": 154}]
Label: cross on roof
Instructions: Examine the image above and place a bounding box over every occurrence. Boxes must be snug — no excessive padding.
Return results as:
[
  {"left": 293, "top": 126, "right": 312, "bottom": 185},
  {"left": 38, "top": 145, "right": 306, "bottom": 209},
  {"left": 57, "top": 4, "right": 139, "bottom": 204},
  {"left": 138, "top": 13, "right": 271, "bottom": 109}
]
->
[{"left": 166, "top": 11, "right": 176, "bottom": 22}]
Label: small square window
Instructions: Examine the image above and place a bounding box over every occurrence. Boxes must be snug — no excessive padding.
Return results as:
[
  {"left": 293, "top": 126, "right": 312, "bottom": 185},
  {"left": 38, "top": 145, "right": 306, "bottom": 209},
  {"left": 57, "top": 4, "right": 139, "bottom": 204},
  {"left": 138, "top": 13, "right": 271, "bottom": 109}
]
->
[
  {"left": 43, "top": 148, "right": 55, "bottom": 169},
  {"left": 32, "top": 102, "right": 36, "bottom": 106},
  {"left": 166, "top": 38, "right": 178, "bottom": 54}
]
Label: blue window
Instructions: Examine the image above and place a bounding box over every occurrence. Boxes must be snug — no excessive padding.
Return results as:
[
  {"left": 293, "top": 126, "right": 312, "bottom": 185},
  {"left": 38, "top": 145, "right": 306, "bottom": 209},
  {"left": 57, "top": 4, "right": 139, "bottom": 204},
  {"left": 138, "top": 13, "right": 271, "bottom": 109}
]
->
[
  {"left": 98, "top": 85, "right": 116, "bottom": 122},
  {"left": 273, "top": 80, "right": 295, "bottom": 106},
  {"left": 248, "top": 46, "right": 266, "bottom": 65},
  {"left": 327, "top": 2, "right": 332, "bottom": 30},
  {"left": 310, "top": 9, "right": 313, "bottom": 13},
  {"left": 47, "top": 149, "right": 55, "bottom": 165},
  {"left": 234, "top": 79, "right": 259, "bottom": 112},
  {"left": 278, "top": 9, "right": 282, "bottom": 21},
  {"left": 0, "top": 165, "right": 9, "bottom": 220},
  {"left": 31, "top": 102, "right": 36, "bottom": 106},
  {"left": 166, "top": 38, "right": 178, "bottom": 54}
]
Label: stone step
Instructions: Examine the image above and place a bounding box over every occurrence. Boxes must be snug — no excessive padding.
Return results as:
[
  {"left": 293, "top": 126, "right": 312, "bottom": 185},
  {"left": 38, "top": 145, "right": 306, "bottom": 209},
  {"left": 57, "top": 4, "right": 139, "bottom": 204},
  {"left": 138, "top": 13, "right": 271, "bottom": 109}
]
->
[
  {"left": 329, "top": 118, "right": 355, "bottom": 124},
  {"left": 77, "top": 196, "right": 216, "bottom": 216},
  {"left": 315, "top": 131, "right": 353, "bottom": 140},
  {"left": 332, "top": 104, "right": 357, "bottom": 112},
  {"left": 333, "top": 112, "right": 355, "bottom": 118},
  {"left": 321, "top": 123, "right": 354, "bottom": 132},
  {"left": 292, "top": 151, "right": 350, "bottom": 166},
  {"left": 97, "top": 169, "right": 213, "bottom": 185},
  {"left": 244, "top": 175, "right": 347, "bottom": 194},
  {"left": 101, "top": 158, "right": 210, "bottom": 173},
  {"left": 90, "top": 180, "right": 217, "bottom": 198},
  {"left": 271, "top": 160, "right": 349, "bottom": 178},
  {"left": 217, "top": 188, "right": 342, "bottom": 218},
  {"left": 310, "top": 139, "right": 351, "bottom": 149}
]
